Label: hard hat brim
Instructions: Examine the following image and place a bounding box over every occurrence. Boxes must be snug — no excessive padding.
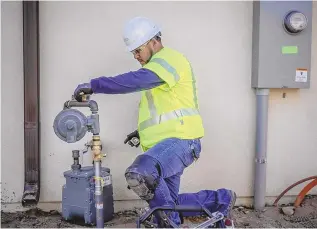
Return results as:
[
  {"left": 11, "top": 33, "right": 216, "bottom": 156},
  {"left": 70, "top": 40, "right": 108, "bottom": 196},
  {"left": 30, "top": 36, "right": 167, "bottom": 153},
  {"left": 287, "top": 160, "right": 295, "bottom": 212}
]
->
[{"left": 126, "top": 30, "right": 161, "bottom": 52}]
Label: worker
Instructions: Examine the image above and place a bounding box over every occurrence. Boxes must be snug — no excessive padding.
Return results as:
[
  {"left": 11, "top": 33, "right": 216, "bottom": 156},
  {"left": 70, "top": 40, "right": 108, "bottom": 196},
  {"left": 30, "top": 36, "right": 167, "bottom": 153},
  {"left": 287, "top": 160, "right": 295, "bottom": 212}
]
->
[{"left": 73, "top": 16, "right": 236, "bottom": 227}]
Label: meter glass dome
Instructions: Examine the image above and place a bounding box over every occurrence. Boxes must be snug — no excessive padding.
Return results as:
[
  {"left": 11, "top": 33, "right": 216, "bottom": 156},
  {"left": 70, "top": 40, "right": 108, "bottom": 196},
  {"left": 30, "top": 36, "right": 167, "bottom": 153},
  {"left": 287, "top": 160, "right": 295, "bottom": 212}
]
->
[
  {"left": 284, "top": 11, "right": 308, "bottom": 34},
  {"left": 290, "top": 12, "right": 307, "bottom": 30}
]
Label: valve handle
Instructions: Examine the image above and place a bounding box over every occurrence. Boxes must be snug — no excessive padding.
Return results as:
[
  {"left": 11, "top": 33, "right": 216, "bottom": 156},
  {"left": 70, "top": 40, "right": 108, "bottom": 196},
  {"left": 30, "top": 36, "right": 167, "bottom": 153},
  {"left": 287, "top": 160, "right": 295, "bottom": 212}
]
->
[{"left": 79, "top": 92, "right": 90, "bottom": 102}]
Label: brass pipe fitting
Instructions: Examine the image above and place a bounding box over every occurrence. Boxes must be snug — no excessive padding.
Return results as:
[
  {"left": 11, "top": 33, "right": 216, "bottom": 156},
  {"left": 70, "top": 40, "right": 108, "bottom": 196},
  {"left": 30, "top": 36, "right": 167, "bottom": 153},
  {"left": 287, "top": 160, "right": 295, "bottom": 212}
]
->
[{"left": 91, "top": 135, "right": 102, "bottom": 161}]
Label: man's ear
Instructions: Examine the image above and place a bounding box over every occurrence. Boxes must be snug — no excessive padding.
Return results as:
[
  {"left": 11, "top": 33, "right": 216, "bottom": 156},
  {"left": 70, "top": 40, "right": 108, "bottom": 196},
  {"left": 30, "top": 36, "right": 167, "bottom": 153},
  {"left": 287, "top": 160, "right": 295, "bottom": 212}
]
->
[
  {"left": 152, "top": 39, "right": 160, "bottom": 48},
  {"left": 148, "top": 39, "right": 155, "bottom": 49}
]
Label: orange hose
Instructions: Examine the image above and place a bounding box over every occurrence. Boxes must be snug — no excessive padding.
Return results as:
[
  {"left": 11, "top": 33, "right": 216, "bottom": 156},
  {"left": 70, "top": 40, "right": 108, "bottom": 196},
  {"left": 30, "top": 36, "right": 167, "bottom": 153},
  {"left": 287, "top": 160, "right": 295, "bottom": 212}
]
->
[
  {"left": 273, "top": 176, "right": 317, "bottom": 206},
  {"left": 294, "top": 178, "right": 317, "bottom": 207}
]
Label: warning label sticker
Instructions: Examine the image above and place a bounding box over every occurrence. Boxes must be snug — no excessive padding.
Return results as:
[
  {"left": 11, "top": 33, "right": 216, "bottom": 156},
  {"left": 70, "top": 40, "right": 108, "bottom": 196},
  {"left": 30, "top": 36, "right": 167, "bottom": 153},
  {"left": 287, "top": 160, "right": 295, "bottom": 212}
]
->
[
  {"left": 295, "top": 68, "right": 308, "bottom": 82},
  {"left": 102, "top": 175, "right": 111, "bottom": 186},
  {"left": 96, "top": 203, "right": 103, "bottom": 209}
]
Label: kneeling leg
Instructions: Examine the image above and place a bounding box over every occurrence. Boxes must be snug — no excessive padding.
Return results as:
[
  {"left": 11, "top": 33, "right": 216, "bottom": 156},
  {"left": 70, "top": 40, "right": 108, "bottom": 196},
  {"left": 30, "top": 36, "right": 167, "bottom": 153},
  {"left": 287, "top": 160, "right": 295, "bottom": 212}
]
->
[
  {"left": 125, "top": 154, "right": 160, "bottom": 201},
  {"left": 177, "top": 189, "right": 236, "bottom": 218},
  {"left": 125, "top": 154, "right": 176, "bottom": 227}
]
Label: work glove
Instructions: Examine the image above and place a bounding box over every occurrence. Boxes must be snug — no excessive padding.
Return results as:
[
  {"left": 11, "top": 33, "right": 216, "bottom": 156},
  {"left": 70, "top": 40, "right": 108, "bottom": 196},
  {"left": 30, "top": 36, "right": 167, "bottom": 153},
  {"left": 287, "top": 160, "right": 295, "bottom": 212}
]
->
[
  {"left": 124, "top": 130, "right": 140, "bottom": 147},
  {"left": 73, "top": 82, "right": 93, "bottom": 102}
]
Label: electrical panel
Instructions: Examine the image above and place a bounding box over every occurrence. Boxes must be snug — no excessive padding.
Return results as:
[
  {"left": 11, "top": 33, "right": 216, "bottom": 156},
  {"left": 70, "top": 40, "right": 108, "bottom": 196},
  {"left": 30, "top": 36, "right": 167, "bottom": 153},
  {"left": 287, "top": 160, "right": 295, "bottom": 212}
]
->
[{"left": 251, "top": 1, "right": 313, "bottom": 89}]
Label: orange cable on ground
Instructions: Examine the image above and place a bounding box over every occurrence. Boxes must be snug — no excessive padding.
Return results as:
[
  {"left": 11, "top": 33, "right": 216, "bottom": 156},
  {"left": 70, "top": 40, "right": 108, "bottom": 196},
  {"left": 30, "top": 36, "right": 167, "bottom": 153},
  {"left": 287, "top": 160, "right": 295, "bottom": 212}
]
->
[
  {"left": 294, "top": 178, "right": 317, "bottom": 207},
  {"left": 273, "top": 176, "right": 317, "bottom": 206}
]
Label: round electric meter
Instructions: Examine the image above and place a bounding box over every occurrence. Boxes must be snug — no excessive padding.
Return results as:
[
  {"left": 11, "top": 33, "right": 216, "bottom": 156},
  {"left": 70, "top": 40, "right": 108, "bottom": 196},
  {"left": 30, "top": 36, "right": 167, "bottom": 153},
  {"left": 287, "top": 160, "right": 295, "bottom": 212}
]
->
[{"left": 284, "top": 11, "right": 308, "bottom": 34}]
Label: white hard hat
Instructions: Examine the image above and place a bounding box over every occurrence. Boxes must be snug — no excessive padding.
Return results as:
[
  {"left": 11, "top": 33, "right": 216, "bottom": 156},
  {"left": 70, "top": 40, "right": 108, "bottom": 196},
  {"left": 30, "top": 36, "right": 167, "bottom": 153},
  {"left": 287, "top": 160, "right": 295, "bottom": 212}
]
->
[{"left": 123, "top": 16, "right": 161, "bottom": 52}]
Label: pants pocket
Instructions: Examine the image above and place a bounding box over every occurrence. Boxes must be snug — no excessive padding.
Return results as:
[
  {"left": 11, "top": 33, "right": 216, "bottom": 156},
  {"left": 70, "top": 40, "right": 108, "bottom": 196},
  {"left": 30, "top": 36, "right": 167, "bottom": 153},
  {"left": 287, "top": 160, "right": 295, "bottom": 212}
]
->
[
  {"left": 181, "top": 151, "right": 195, "bottom": 167},
  {"left": 189, "top": 139, "right": 201, "bottom": 160},
  {"left": 177, "top": 139, "right": 201, "bottom": 167}
]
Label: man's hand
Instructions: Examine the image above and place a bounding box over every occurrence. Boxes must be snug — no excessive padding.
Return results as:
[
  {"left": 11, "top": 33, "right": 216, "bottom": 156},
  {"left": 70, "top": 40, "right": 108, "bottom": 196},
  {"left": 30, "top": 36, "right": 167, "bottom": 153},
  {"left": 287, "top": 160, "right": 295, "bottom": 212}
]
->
[
  {"left": 124, "top": 130, "right": 140, "bottom": 147},
  {"left": 74, "top": 83, "right": 93, "bottom": 102}
]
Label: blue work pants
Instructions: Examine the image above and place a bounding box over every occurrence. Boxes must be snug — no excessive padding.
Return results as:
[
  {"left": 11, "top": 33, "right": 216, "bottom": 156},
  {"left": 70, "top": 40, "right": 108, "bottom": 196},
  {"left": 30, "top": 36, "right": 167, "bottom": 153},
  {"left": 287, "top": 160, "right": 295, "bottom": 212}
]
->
[{"left": 126, "top": 138, "right": 233, "bottom": 226}]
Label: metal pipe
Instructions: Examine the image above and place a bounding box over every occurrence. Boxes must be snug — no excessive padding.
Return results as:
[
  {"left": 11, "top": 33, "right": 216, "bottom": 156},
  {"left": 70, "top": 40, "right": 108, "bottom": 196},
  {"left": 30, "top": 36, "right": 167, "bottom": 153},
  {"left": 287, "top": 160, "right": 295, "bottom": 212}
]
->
[
  {"left": 94, "top": 160, "right": 104, "bottom": 228},
  {"left": 22, "top": 0, "right": 41, "bottom": 207},
  {"left": 63, "top": 99, "right": 98, "bottom": 112},
  {"left": 254, "top": 88, "right": 269, "bottom": 210},
  {"left": 91, "top": 135, "right": 104, "bottom": 228}
]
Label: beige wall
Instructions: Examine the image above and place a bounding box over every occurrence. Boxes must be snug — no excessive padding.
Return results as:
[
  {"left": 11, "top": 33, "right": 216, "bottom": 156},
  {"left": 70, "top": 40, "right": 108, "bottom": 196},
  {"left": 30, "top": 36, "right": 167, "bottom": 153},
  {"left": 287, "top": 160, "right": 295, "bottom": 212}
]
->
[
  {"left": 267, "top": 2, "right": 317, "bottom": 196},
  {"left": 1, "top": 1, "right": 25, "bottom": 203},
  {"left": 1, "top": 1, "right": 316, "bottom": 208}
]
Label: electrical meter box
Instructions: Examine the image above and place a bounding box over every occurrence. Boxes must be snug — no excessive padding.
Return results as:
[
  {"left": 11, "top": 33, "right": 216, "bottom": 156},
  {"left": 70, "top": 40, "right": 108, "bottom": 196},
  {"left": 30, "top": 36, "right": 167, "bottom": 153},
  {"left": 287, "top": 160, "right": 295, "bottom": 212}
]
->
[{"left": 251, "top": 1, "right": 313, "bottom": 89}]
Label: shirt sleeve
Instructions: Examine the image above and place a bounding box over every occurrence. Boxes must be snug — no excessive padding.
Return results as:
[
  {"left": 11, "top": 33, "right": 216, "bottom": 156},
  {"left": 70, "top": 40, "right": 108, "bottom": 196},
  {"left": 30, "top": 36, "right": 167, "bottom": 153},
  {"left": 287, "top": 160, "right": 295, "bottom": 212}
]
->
[{"left": 90, "top": 68, "right": 165, "bottom": 94}]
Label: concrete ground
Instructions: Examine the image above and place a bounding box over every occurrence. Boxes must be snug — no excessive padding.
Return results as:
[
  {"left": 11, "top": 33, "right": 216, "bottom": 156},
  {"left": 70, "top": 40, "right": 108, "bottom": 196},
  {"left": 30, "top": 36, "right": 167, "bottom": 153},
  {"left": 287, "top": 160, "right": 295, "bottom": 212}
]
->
[{"left": 1, "top": 195, "right": 317, "bottom": 228}]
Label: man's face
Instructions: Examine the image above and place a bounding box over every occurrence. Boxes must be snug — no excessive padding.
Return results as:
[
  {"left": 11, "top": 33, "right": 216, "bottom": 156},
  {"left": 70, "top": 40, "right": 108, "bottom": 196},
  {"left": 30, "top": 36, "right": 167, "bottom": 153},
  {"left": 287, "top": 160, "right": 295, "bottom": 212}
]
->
[{"left": 132, "top": 40, "right": 154, "bottom": 66}]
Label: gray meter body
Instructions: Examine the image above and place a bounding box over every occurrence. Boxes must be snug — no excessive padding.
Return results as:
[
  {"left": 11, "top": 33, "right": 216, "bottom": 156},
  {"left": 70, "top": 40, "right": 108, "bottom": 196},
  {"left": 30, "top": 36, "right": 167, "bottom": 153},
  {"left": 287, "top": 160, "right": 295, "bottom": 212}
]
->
[{"left": 251, "top": 1, "right": 313, "bottom": 89}]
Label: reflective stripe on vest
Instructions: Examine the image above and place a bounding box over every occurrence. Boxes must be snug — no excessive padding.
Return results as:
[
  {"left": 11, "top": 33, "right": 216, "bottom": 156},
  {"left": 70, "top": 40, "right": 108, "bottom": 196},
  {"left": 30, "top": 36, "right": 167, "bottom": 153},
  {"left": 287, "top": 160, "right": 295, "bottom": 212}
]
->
[
  {"left": 153, "top": 58, "right": 198, "bottom": 109},
  {"left": 145, "top": 91, "right": 156, "bottom": 117},
  {"left": 139, "top": 107, "right": 199, "bottom": 131},
  {"left": 139, "top": 57, "right": 199, "bottom": 131},
  {"left": 151, "top": 58, "right": 180, "bottom": 82},
  {"left": 189, "top": 63, "right": 199, "bottom": 109}
]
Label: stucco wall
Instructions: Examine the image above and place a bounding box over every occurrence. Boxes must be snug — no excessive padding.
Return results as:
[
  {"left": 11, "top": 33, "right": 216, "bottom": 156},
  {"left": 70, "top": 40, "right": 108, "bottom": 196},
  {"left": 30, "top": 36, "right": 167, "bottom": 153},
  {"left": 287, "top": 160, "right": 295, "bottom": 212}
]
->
[
  {"left": 1, "top": 1, "right": 316, "bottom": 207},
  {"left": 1, "top": 1, "right": 25, "bottom": 203}
]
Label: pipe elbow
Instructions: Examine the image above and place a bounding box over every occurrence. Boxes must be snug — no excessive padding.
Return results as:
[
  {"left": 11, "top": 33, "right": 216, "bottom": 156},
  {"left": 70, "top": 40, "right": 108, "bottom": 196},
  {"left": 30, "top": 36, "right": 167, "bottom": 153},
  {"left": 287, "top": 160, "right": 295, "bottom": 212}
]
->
[
  {"left": 88, "top": 100, "right": 98, "bottom": 112},
  {"left": 63, "top": 100, "right": 71, "bottom": 109},
  {"left": 62, "top": 99, "right": 98, "bottom": 113}
]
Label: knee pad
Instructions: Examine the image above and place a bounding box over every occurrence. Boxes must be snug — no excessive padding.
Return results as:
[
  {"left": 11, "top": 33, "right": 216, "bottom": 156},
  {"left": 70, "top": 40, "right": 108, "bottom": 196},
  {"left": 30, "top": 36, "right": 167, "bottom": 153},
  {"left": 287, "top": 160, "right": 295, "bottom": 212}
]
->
[
  {"left": 125, "top": 155, "right": 161, "bottom": 201},
  {"left": 125, "top": 171, "right": 159, "bottom": 200}
]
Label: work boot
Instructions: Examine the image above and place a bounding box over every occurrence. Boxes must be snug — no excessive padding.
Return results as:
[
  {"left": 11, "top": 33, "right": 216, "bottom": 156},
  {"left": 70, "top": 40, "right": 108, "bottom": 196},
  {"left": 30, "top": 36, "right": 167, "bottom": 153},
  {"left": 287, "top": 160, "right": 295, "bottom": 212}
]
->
[
  {"left": 136, "top": 206, "right": 150, "bottom": 216},
  {"left": 136, "top": 207, "right": 156, "bottom": 228},
  {"left": 224, "top": 190, "right": 236, "bottom": 228}
]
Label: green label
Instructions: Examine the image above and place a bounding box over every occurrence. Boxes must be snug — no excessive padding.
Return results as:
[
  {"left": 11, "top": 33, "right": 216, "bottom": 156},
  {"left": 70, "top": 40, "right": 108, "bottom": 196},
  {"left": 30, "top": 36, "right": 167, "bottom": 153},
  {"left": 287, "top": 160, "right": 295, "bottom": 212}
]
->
[{"left": 282, "top": 46, "right": 298, "bottom": 54}]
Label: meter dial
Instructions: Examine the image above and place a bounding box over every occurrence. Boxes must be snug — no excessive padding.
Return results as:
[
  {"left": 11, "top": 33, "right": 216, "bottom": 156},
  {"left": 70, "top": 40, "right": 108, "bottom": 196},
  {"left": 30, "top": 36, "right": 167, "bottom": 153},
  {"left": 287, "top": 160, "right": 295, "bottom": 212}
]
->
[{"left": 284, "top": 11, "right": 308, "bottom": 34}]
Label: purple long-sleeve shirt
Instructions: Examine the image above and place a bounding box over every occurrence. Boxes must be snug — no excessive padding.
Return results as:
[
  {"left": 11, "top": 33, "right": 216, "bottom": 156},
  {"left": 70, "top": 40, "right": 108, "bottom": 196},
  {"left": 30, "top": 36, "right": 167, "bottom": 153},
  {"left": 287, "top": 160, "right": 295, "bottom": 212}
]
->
[{"left": 90, "top": 68, "right": 164, "bottom": 94}]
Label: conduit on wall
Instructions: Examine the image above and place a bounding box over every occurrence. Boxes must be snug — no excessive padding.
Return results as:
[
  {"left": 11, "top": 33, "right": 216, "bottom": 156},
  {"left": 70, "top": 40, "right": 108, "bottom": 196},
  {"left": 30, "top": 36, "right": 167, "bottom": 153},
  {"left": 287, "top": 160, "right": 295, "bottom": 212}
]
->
[{"left": 22, "top": 0, "right": 41, "bottom": 206}]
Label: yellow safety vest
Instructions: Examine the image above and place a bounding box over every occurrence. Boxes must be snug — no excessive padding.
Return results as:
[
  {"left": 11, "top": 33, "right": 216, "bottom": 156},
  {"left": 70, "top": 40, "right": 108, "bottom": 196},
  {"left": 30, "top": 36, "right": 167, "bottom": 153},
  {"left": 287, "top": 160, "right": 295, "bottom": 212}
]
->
[{"left": 138, "top": 47, "right": 204, "bottom": 151}]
